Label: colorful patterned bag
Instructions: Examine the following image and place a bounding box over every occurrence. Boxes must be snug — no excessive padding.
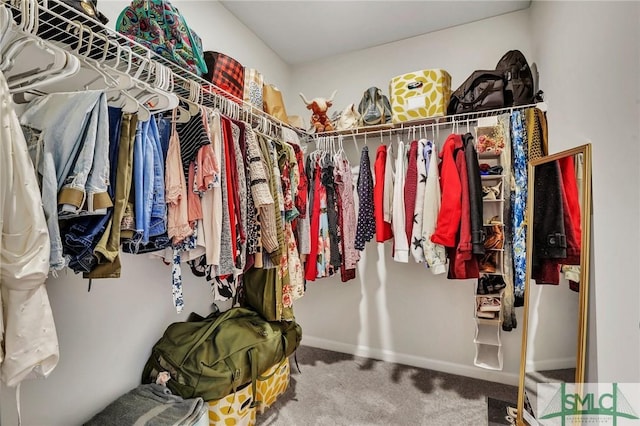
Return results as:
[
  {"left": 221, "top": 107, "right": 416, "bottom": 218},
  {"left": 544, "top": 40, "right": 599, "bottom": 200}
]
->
[
  {"left": 115, "top": 0, "right": 208, "bottom": 76},
  {"left": 203, "top": 51, "right": 245, "bottom": 103}
]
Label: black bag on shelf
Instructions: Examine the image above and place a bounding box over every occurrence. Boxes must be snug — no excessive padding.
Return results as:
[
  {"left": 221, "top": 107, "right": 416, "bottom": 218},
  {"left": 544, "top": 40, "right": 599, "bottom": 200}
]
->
[
  {"left": 495, "top": 50, "right": 535, "bottom": 107},
  {"left": 447, "top": 70, "right": 506, "bottom": 115}
]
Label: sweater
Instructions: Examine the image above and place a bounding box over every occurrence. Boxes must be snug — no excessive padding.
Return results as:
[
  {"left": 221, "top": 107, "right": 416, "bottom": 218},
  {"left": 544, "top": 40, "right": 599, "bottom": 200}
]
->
[
  {"left": 411, "top": 139, "right": 428, "bottom": 263},
  {"left": 422, "top": 140, "right": 447, "bottom": 274},
  {"left": 84, "top": 384, "right": 206, "bottom": 426},
  {"left": 404, "top": 140, "right": 419, "bottom": 244}
]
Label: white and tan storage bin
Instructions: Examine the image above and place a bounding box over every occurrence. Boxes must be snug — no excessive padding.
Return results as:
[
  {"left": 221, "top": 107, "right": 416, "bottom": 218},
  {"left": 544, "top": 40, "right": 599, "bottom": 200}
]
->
[{"left": 389, "top": 69, "right": 452, "bottom": 123}]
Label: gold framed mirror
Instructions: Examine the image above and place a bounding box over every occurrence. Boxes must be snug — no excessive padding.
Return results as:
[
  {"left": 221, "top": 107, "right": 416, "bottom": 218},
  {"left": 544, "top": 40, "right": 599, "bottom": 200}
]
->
[{"left": 516, "top": 143, "right": 592, "bottom": 425}]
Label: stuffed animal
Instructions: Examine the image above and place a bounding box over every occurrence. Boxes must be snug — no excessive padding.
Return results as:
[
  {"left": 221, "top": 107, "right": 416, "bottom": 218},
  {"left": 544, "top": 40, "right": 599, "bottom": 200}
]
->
[{"left": 299, "top": 90, "right": 337, "bottom": 133}]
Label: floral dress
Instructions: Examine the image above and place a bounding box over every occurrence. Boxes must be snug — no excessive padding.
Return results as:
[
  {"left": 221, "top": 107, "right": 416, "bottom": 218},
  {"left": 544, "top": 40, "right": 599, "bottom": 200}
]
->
[{"left": 511, "top": 111, "right": 528, "bottom": 305}]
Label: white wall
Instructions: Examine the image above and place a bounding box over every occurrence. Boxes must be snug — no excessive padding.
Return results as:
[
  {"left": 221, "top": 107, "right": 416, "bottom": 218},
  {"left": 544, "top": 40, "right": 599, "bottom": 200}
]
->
[
  {"left": 529, "top": 0, "right": 640, "bottom": 383},
  {"left": 0, "top": 2, "right": 293, "bottom": 425},
  {"left": 289, "top": 9, "right": 533, "bottom": 120},
  {"left": 290, "top": 10, "right": 536, "bottom": 385}
]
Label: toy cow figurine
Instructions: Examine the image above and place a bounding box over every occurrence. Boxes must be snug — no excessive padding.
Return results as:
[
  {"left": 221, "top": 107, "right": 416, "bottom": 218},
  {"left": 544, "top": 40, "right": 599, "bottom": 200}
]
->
[{"left": 299, "top": 90, "right": 337, "bottom": 133}]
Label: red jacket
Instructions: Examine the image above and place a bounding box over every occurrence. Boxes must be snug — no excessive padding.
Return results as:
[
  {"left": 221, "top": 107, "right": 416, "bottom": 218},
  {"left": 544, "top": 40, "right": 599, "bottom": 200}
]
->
[
  {"left": 534, "top": 156, "right": 582, "bottom": 284},
  {"left": 431, "top": 134, "right": 462, "bottom": 248},
  {"left": 447, "top": 135, "right": 479, "bottom": 279}
]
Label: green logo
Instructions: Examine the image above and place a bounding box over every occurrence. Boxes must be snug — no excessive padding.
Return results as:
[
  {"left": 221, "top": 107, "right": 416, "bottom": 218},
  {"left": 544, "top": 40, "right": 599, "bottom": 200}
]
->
[{"left": 540, "top": 383, "right": 639, "bottom": 425}]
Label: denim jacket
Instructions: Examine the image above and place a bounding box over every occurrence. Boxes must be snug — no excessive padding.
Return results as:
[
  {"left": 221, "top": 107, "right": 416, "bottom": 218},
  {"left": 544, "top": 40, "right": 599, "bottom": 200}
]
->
[{"left": 134, "top": 118, "right": 167, "bottom": 244}]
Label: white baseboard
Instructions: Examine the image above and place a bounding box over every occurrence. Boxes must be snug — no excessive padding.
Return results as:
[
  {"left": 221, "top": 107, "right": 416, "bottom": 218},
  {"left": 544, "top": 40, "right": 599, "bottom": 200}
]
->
[
  {"left": 301, "top": 336, "right": 520, "bottom": 386},
  {"left": 525, "top": 357, "right": 576, "bottom": 372}
]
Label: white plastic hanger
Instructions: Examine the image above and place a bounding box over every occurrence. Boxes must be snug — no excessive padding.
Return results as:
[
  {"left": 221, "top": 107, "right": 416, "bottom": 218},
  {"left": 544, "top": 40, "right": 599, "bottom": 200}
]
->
[
  {"left": 8, "top": 48, "right": 80, "bottom": 92},
  {"left": 0, "top": 4, "right": 13, "bottom": 49}
]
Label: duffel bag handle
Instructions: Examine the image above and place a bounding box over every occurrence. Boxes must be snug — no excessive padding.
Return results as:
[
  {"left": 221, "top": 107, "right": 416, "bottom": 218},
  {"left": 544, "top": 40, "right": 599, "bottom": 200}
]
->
[
  {"left": 456, "top": 80, "right": 497, "bottom": 106},
  {"left": 182, "top": 309, "right": 251, "bottom": 363}
]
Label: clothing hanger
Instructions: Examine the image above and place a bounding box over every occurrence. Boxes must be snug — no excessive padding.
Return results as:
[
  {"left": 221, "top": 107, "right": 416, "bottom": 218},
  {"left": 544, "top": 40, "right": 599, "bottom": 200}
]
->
[
  {"left": 128, "top": 69, "right": 178, "bottom": 115},
  {"left": 8, "top": 48, "right": 80, "bottom": 92},
  {"left": 145, "top": 62, "right": 179, "bottom": 112},
  {"left": 334, "top": 135, "right": 345, "bottom": 162},
  {"left": 0, "top": 4, "right": 13, "bottom": 49},
  {"left": 68, "top": 23, "right": 121, "bottom": 89},
  {"left": 1, "top": 25, "right": 81, "bottom": 94}
]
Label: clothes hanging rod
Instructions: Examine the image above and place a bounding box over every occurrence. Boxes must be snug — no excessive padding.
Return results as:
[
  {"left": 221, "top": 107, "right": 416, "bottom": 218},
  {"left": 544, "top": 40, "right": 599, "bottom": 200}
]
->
[{"left": 314, "top": 102, "right": 547, "bottom": 139}]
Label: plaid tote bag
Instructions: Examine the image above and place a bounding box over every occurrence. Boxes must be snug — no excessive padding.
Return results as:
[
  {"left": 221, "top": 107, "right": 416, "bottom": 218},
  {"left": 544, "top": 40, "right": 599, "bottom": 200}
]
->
[{"left": 204, "top": 51, "right": 245, "bottom": 103}]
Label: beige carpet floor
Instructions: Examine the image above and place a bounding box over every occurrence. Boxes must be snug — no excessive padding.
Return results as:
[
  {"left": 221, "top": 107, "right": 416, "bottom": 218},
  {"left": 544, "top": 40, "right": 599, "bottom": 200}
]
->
[{"left": 257, "top": 346, "right": 518, "bottom": 426}]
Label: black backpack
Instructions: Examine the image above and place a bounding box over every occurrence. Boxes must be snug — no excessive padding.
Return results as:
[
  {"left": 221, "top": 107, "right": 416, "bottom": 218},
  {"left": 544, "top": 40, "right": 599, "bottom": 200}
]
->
[{"left": 495, "top": 50, "right": 536, "bottom": 106}]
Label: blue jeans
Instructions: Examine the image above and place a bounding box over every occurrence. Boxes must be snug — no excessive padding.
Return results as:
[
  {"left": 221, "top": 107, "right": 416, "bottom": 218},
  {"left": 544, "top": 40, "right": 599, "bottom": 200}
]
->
[
  {"left": 20, "top": 91, "right": 111, "bottom": 270},
  {"left": 63, "top": 107, "right": 123, "bottom": 273}
]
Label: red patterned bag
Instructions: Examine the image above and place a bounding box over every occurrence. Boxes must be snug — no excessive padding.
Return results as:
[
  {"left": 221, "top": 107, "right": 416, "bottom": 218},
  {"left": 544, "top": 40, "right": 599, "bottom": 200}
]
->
[{"left": 203, "top": 51, "right": 245, "bottom": 103}]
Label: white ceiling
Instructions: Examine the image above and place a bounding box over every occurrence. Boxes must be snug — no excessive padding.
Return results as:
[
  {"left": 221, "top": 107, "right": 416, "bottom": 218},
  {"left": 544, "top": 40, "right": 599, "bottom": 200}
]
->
[{"left": 220, "top": 0, "right": 531, "bottom": 65}]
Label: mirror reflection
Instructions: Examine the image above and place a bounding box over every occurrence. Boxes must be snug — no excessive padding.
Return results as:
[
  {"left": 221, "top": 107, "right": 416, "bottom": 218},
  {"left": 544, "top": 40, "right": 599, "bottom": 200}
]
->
[{"left": 518, "top": 144, "right": 591, "bottom": 424}]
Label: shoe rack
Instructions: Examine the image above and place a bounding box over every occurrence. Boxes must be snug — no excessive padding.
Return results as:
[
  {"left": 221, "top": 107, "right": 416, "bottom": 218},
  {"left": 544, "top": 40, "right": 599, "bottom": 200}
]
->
[
  {"left": 473, "top": 123, "right": 507, "bottom": 371},
  {"left": 473, "top": 288, "right": 505, "bottom": 370}
]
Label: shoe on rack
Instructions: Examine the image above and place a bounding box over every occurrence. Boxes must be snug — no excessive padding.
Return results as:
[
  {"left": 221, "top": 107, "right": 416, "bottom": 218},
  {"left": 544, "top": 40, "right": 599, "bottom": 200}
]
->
[
  {"left": 488, "top": 275, "right": 506, "bottom": 293},
  {"left": 486, "top": 215, "right": 502, "bottom": 225},
  {"left": 482, "top": 181, "right": 502, "bottom": 200},
  {"left": 484, "top": 224, "right": 504, "bottom": 250},
  {"left": 477, "top": 310, "right": 496, "bottom": 319},
  {"left": 479, "top": 297, "right": 501, "bottom": 312},
  {"left": 479, "top": 251, "right": 498, "bottom": 273}
]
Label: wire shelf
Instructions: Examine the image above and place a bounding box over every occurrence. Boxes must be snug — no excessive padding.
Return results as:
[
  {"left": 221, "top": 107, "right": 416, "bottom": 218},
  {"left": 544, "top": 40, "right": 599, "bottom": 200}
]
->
[
  {"left": 1, "top": 0, "right": 306, "bottom": 136},
  {"left": 316, "top": 102, "right": 547, "bottom": 138}
]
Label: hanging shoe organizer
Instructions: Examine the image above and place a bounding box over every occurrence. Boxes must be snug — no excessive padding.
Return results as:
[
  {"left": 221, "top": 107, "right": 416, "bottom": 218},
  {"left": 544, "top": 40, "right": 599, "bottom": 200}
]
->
[{"left": 473, "top": 121, "right": 508, "bottom": 371}]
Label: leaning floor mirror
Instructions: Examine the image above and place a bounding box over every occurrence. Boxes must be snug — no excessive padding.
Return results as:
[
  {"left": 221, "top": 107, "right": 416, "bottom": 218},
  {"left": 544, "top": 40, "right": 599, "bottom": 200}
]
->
[{"left": 517, "top": 144, "right": 592, "bottom": 425}]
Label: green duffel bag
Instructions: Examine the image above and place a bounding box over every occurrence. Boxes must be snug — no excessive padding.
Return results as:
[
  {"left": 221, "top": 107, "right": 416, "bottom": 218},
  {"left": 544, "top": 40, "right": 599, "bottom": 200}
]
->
[{"left": 141, "top": 307, "right": 302, "bottom": 405}]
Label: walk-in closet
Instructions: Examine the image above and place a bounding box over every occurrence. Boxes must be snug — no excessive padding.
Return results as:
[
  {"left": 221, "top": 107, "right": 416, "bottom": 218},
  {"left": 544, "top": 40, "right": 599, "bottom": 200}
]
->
[{"left": 0, "top": 1, "right": 638, "bottom": 425}]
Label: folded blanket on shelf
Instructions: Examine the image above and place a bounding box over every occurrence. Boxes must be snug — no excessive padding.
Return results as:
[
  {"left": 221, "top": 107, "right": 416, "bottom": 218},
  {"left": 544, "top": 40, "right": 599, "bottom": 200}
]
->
[{"left": 84, "top": 383, "right": 206, "bottom": 426}]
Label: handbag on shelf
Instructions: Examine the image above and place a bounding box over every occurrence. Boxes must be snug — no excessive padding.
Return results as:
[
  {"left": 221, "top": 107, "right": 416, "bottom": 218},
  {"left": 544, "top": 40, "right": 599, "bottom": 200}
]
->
[
  {"left": 335, "top": 103, "right": 361, "bottom": 131},
  {"left": 357, "top": 87, "right": 392, "bottom": 126},
  {"left": 204, "top": 51, "right": 245, "bottom": 103},
  {"left": 263, "top": 84, "right": 289, "bottom": 124},
  {"left": 116, "top": 0, "right": 208, "bottom": 76},
  {"left": 244, "top": 68, "right": 264, "bottom": 111},
  {"left": 447, "top": 70, "right": 506, "bottom": 115}
]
